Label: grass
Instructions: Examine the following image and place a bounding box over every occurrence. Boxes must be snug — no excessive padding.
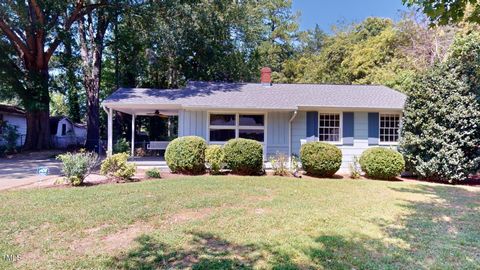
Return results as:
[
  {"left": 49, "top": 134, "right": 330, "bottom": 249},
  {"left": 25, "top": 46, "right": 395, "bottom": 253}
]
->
[{"left": 0, "top": 176, "right": 479, "bottom": 269}]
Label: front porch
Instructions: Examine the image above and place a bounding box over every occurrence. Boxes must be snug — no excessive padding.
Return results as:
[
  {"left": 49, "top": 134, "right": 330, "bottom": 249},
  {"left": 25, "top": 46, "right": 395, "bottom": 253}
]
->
[{"left": 104, "top": 105, "right": 180, "bottom": 158}]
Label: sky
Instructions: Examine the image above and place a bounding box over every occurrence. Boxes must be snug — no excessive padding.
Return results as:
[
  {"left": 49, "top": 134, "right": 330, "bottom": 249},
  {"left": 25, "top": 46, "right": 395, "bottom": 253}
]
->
[{"left": 292, "top": 0, "right": 408, "bottom": 32}]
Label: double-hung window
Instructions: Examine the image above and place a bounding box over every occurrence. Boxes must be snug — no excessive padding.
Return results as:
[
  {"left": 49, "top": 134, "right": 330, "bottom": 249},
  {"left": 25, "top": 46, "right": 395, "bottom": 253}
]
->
[
  {"left": 380, "top": 114, "right": 400, "bottom": 143},
  {"left": 208, "top": 113, "right": 265, "bottom": 143},
  {"left": 318, "top": 113, "right": 341, "bottom": 142}
]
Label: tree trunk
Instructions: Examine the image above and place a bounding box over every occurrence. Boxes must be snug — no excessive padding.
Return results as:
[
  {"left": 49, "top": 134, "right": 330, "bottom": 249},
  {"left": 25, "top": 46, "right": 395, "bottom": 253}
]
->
[
  {"left": 85, "top": 76, "right": 100, "bottom": 151},
  {"left": 23, "top": 69, "right": 51, "bottom": 150},
  {"left": 64, "top": 36, "right": 81, "bottom": 123}
]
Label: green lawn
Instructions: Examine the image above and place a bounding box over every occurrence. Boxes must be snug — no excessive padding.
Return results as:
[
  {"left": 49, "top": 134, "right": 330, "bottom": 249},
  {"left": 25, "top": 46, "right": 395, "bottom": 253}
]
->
[{"left": 0, "top": 176, "right": 479, "bottom": 269}]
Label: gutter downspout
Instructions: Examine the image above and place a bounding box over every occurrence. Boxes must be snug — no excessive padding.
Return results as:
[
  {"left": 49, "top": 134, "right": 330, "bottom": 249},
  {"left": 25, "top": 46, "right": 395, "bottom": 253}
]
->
[{"left": 288, "top": 110, "right": 298, "bottom": 168}]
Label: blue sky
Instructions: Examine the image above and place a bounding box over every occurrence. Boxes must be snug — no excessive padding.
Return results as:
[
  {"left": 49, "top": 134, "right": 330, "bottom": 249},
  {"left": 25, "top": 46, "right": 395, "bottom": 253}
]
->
[{"left": 292, "top": 0, "right": 407, "bottom": 32}]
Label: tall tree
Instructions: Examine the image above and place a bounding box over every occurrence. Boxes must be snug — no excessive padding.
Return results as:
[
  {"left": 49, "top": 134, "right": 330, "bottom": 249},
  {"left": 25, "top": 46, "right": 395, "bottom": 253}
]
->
[
  {"left": 259, "top": 0, "right": 299, "bottom": 74},
  {"left": 0, "top": 0, "right": 104, "bottom": 149},
  {"left": 78, "top": 1, "right": 112, "bottom": 150},
  {"left": 0, "top": 0, "right": 101, "bottom": 149},
  {"left": 63, "top": 35, "right": 82, "bottom": 123}
]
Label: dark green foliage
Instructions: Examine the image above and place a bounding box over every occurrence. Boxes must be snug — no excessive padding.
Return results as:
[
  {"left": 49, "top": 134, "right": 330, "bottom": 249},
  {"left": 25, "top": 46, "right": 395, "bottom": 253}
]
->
[
  {"left": 165, "top": 136, "right": 207, "bottom": 174},
  {"left": 400, "top": 63, "right": 480, "bottom": 183},
  {"left": 0, "top": 122, "right": 20, "bottom": 154},
  {"left": 359, "top": 148, "right": 405, "bottom": 180},
  {"left": 113, "top": 138, "right": 130, "bottom": 154},
  {"left": 300, "top": 142, "right": 342, "bottom": 177},
  {"left": 223, "top": 139, "right": 263, "bottom": 175},
  {"left": 145, "top": 168, "right": 162, "bottom": 179}
]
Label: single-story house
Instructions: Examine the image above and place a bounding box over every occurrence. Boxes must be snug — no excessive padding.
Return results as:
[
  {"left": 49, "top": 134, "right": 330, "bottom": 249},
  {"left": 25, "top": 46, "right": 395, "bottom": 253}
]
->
[
  {"left": 50, "top": 116, "right": 87, "bottom": 148},
  {"left": 102, "top": 68, "right": 406, "bottom": 171},
  {"left": 0, "top": 104, "right": 26, "bottom": 147}
]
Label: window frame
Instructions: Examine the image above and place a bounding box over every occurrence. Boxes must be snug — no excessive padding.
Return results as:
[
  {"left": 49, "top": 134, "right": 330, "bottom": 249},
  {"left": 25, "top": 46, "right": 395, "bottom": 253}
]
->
[
  {"left": 378, "top": 113, "right": 401, "bottom": 145},
  {"left": 207, "top": 112, "right": 266, "bottom": 145},
  {"left": 317, "top": 111, "right": 343, "bottom": 145}
]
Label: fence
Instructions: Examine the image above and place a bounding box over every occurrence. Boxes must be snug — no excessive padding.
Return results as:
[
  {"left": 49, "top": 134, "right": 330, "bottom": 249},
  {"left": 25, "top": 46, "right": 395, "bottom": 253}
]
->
[{"left": 51, "top": 136, "right": 86, "bottom": 149}]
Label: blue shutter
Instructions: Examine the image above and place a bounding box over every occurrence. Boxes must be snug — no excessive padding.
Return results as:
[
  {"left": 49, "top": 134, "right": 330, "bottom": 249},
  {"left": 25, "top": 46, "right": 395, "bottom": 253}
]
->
[
  {"left": 342, "top": 112, "right": 354, "bottom": 145},
  {"left": 368, "top": 112, "right": 379, "bottom": 145},
  {"left": 306, "top": 112, "right": 318, "bottom": 137}
]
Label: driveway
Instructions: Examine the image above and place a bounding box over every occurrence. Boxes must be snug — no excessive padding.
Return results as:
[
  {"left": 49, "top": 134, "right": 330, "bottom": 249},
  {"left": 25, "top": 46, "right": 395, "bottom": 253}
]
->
[{"left": 0, "top": 151, "right": 62, "bottom": 191}]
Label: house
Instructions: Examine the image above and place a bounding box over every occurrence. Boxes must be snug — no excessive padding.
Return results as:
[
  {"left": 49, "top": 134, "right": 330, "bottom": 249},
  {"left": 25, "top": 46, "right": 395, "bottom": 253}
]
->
[
  {"left": 0, "top": 104, "right": 26, "bottom": 147},
  {"left": 50, "top": 116, "right": 87, "bottom": 148},
  {"left": 102, "top": 68, "right": 406, "bottom": 171}
]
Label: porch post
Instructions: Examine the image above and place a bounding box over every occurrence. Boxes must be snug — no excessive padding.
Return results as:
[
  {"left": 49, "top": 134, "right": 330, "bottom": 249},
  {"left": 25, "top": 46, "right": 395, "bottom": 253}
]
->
[
  {"left": 107, "top": 107, "right": 113, "bottom": 156},
  {"left": 131, "top": 113, "right": 136, "bottom": 157}
]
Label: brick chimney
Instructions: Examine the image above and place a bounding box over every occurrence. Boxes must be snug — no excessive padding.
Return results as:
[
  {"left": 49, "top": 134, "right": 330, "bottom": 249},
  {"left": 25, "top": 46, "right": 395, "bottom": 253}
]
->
[{"left": 260, "top": 67, "right": 272, "bottom": 86}]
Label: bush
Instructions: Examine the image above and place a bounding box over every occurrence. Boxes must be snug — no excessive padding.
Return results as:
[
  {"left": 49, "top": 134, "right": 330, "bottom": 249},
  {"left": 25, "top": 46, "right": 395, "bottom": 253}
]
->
[
  {"left": 223, "top": 138, "right": 263, "bottom": 175},
  {"left": 359, "top": 147, "right": 405, "bottom": 180},
  {"left": 145, "top": 168, "right": 161, "bottom": 178},
  {"left": 165, "top": 136, "right": 206, "bottom": 174},
  {"left": 269, "top": 152, "right": 290, "bottom": 176},
  {"left": 57, "top": 151, "right": 99, "bottom": 186},
  {"left": 400, "top": 62, "right": 480, "bottom": 183},
  {"left": 1, "top": 122, "right": 19, "bottom": 154},
  {"left": 113, "top": 138, "right": 130, "bottom": 154},
  {"left": 300, "top": 142, "right": 342, "bottom": 177},
  {"left": 205, "top": 145, "right": 225, "bottom": 174},
  {"left": 100, "top": 153, "right": 136, "bottom": 180}
]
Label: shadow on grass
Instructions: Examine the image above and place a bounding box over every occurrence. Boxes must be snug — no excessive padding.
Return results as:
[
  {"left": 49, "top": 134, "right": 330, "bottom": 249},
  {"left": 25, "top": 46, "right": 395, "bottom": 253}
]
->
[{"left": 108, "top": 185, "right": 480, "bottom": 269}]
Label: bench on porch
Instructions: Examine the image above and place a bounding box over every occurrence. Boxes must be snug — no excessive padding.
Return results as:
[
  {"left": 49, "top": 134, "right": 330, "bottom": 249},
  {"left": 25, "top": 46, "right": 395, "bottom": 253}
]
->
[{"left": 146, "top": 141, "right": 170, "bottom": 150}]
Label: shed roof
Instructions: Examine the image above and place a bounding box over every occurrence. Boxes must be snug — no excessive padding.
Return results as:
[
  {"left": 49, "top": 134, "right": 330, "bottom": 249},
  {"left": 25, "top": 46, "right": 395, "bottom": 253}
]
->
[{"left": 103, "top": 81, "right": 406, "bottom": 111}]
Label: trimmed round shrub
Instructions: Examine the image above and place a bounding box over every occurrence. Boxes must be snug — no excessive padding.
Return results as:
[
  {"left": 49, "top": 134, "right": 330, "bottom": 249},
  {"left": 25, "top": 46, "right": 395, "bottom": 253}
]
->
[
  {"left": 300, "top": 142, "right": 342, "bottom": 177},
  {"left": 165, "top": 136, "right": 207, "bottom": 174},
  {"left": 359, "top": 147, "right": 405, "bottom": 180},
  {"left": 205, "top": 145, "right": 225, "bottom": 174},
  {"left": 223, "top": 138, "right": 263, "bottom": 175}
]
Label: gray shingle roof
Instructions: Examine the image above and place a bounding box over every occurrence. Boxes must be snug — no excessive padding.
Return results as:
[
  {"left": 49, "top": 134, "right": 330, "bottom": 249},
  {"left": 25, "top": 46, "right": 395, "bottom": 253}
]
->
[{"left": 103, "top": 81, "right": 406, "bottom": 110}]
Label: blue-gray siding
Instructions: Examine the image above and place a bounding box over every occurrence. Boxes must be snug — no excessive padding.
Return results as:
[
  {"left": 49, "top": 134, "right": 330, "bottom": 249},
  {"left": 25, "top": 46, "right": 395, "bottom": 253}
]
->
[
  {"left": 178, "top": 110, "right": 207, "bottom": 137},
  {"left": 291, "top": 111, "right": 306, "bottom": 156},
  {"left": 266, "top": 111, "right": 289, "bottom": 157},
  {"left": 178, "top": 109, "right": 400, "bottom": 172}
]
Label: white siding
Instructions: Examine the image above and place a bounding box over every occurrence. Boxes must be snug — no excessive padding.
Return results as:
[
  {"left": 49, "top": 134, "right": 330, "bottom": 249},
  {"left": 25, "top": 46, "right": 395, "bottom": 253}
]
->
[
  {"left": 178, "top": 110, "right": 207, "bottom": 138},
  {"left": 266, "top": 111, "right": 289, "bottom": 157},
  {"left": 1, "top": 113, "right": 26, "bottom": 146}
]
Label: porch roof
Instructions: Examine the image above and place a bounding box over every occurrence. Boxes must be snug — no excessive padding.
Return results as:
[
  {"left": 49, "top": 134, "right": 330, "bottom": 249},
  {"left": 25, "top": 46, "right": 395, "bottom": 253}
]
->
[{"left": 103, "top": 81, "right": 407, "bottom": 113}]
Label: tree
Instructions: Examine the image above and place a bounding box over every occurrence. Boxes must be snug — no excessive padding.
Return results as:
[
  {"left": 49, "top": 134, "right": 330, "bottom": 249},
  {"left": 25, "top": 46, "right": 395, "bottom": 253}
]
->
[
  {"left": 400, "top": 63, "right": 480, "bottom": 183},
  {"left": 258, "top": 0, "right": 299, "bottom": 74},
  {"left": 403, "top": 0, "right": 480, "bottom": 25},
  {"left": 78, "top": 0, "right": 115, "bottom": 150},
  {"left": 0, "top": 0, "right": 102, "bottom": 149}
]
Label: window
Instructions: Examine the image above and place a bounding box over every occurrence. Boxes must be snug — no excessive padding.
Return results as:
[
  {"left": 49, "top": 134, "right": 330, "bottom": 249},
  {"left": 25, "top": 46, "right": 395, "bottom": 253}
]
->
[
  {"left": 209, "top": 114, "right": 236, "bottom": 142},
  {"left": 208, "top": 113, "right": 265, "bottom": 143},
  {"left": 318, "top": 113, "right": 341, "bottom": 142},
  {"left": 380, "top": 114, "right": 400, "bottom": 143},
  {"left": 61, "top": 124, "right": 67, "bottom": 136}
]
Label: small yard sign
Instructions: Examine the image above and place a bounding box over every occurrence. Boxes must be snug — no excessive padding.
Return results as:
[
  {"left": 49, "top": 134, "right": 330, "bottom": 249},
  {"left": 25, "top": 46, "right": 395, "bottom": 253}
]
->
[{"left": 37, "top": 167, "right": 49, "bottom": 176}]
